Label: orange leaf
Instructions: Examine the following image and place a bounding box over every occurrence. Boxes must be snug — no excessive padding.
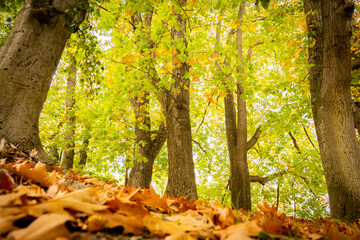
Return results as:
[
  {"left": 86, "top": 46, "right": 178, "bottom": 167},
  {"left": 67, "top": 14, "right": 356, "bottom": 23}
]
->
[{"left": 0, "top": 168, "right": 14, "bottom": 190}]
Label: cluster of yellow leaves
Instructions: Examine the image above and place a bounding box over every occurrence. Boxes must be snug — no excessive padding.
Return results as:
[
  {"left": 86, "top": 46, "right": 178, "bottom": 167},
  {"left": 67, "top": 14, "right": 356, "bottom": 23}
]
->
[{"left": 1, "top": 139, "right": 360, "bottom": 239}]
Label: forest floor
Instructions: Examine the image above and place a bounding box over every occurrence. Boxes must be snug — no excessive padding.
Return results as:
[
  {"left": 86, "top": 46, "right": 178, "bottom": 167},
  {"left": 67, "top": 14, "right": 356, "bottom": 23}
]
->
[{"left": 0, "top": 140, "right": 359, "bottom": 240}]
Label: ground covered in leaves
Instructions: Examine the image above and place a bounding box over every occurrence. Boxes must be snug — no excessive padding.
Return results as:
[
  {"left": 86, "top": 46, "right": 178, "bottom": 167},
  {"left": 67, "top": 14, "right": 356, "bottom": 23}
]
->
[{"left": 0, "top": 140, "right": 360, "bottom": 240}]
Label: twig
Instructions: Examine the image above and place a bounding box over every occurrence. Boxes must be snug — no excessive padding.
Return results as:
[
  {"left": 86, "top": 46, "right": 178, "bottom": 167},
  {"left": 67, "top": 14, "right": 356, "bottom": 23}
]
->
[
  {"left": 192, "top": 139, "right": 207, "bottom": 154},
  {"left": 288, "top": 131, "right": 301, "bottom": 154},
  {"left": 302, "top": 123, "right": 319, "bottom": 153}
]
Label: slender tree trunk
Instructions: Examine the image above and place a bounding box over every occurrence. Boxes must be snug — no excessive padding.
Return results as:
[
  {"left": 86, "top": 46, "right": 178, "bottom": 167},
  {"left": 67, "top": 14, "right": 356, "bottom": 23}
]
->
[
  {"left": 165, "top": 0, "right": 198, "bottom": 199},
  {"left": 0, "top": 0, "right": 86, "bottom": 164},
  {"left": 79, "top": 127, "right": 90, "bottom": 166},
  {"left": 61, "top": 63, "right": 77, "bottom": 169},
  {"left": 215, "top": 1, "right": 254, "bottom": 211},
  {"left": 303, "top": 0, "right": 360, "bottom": 221}
]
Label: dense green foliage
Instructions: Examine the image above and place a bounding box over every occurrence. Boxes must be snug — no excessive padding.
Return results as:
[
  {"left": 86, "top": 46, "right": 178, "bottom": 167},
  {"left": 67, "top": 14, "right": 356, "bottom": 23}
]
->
[{"left": 1, "top": 0, "right": 333, "bottom": 218}]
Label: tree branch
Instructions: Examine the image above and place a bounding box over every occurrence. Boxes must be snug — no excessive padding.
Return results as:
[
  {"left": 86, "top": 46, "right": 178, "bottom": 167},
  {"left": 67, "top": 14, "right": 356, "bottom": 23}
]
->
[
  {"left": 288, "top": 131, "right": 301, "bottom": 154},
  {"left": 192, "top": 139, "right": 207, "bottom": 154},
  {"left": 302, "top": 123, "right": 319, "bottom": 153},
  {"left": 247, "top": 126, "right": 262, "bottom": 150},
  {"left": 250, "top": 169, "right": 288, "bottom": 185},
  {"left": 245, "top": 41, "right": 264, "bottom": 61}
]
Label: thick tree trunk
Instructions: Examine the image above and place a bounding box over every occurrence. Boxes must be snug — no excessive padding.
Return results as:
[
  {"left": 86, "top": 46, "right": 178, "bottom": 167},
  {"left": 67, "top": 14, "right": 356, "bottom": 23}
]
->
[
  {"left": 127, "top": 11, "right": 167, "bottom": 188},
  {"left": 0, "top": 0, "right": 86, "bottom": 164},
  {"left": 304, "top": 0, "right": 360, "bottom": 221},
  {"left": 61, "top": 63, "right": 77, "bottom": 169},
  {"left": 128, "top": 91, "right": 167, "bottom": 188},
  {"left": 165, "top": 0, "right": 197, "bottom": 199}
]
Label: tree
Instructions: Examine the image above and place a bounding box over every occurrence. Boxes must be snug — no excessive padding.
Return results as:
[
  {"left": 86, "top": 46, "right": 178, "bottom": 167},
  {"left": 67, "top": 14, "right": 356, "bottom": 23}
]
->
[
  {"left": 61, "top": 60, "right": 77, "bottom": 169},
  {"left": 303, "top": 0, "right": 360, "bottom": 221},
  {"left": 165, "top": 0, "right": 198, "bottom": 199},
  {"left": 126, "top": 9, "right": 168, "bottom": 188},
  {"left": 0, "top": 0, "right": 87, "bottom": 164},
  {"left": 215, "top": 1, "right": 262, "bottom": 211}
]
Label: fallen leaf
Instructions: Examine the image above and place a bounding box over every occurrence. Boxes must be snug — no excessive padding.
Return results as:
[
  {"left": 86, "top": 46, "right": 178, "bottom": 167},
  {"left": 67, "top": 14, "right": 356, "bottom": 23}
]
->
[
  {"left": 24, "top": 188, "right": 108, "bottom": 217},
  {"left": 93, "top": 212, "right": 145, "bottom": 234},
  {"left": 8, "top": 213, "right": 74, "bottom": 240},
  {"left": 0, "top": 213, "right": 26, "bottom": 234},
  {"left": 0, "top": 168, "right": 15, "bottom": 190},
  {"left": 0, "top": 191, "right": 26, "bottom": 207},
  {"left": 214, "top": 221, "right": 262, "bottom": 240}
]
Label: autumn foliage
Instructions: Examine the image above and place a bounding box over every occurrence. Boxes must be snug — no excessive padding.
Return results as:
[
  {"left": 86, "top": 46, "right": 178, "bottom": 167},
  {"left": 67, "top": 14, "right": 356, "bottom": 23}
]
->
[{"left": 0, "top": 139, "right": 359, "bottom": 240}]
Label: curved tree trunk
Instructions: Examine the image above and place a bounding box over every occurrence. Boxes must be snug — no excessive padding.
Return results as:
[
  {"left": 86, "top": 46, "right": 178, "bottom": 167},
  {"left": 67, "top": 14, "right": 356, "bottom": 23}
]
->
[
  {"left": 165, "top": 0, "right": 198, "bottom": 199},
  {"left": 0, "top": 0, "right": 86, "bottom": 164},
  {"left": 128, "top": 91, "right": 167, "bottom": 188},
  {"left": 127, "top": 11, "right": 167, "bottom": 188},
  {"left": 304, "top": 0, "right": 360, "bottom": 221}
]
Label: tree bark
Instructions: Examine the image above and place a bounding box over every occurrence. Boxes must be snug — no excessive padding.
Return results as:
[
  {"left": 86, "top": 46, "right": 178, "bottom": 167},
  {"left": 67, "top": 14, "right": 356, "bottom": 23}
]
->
[
  {"left": 61, "top": 62, "right": 77, "bottom": 169},
  {"left": 127, "top": 10, "right": 167, "bottom": 188},
  {"left": 79, "top": 127, "right": 90, "bottom": 166},
  {"left": 215, "top": 1, "right": 258, "bottom": 211},
  {"left": 231, "top": 1, "right": 252, "bottom": 211},
  {"left": 0, "top": 0, "right": 86, "bottom": 164},
  {"left": 128, "top": 91, "right": 167, "bottom": 188},
  {"left": 303, "top": 0, "right": 360, "bottom": 221},
  {"left": 165, "top": 0, "right": 198, "bottom": 199}
]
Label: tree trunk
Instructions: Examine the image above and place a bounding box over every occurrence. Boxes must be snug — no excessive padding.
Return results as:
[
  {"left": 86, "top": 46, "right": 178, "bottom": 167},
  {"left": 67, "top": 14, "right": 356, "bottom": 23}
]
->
[
  {"left": 303, "top": 0, "right": 360, "bottom": 221},
  {"left": 0, "top": 0, "right": 86, "bottom": 164},
  {"left": 79, "top": 127, "right": 90, "bottom": 166},
  {"left": 215, "top": 1, "right": 254, "bottom": 211},
  {"left": 127, "top": 11, "right": 167, "bottom": 188},
  {"left": 165, "top": 0, "right": 198, "bottom": 199},
  {"left": 232, "top": 0, "right": 251, "bottom": 211},
  {"left": 61, "top": 63, "right": 77, "bottom": 169},
  {"left": 128, "top": 91, "right": 167, "bottom": 188}
]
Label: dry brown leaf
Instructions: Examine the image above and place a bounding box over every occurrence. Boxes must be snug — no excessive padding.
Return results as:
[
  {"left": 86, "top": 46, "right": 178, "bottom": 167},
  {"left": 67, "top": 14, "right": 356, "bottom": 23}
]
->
[
  {"left": 14, "top": 161, "right": 49, "bottom": 187},
  {"left": 0, "top": 168, "right": 15, "bottom": 190},
  {"left": 137, "top": 185, "right": 169, "bottom": 212},
  {"left": 145, "top": 213, "right": 211, "bottom": 238},
  {"left": 0, "top": 213, "right": 26, "bottom": 234},
  {"left": 93, "top": 212, "right": 145, "bottom": 235},
  {"left": 24, "top": 188, "right": 108, "bottom": 217},
  {"left": 214, "top": 221, "right": 262, "bottom": 240},
  {"left": 8, "top": 213, "right": 74, "bottom": 240},
  {"left": 106, "top": 196, "right": 149, "bottom": 217},
  {"left": 0, "top": 191, "right": 26, "bottom": 207},
  {"left": 87, "top": 214, "right": 107, "bottom": 232},
  {"left": 165, "top": 232, "right": 198, "bottom": 240}
]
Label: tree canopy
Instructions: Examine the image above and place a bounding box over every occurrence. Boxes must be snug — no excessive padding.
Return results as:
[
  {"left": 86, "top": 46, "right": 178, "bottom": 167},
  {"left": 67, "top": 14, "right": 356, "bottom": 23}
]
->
[{"left": 1, "top": 0, "right": 360, "bottom": 222}]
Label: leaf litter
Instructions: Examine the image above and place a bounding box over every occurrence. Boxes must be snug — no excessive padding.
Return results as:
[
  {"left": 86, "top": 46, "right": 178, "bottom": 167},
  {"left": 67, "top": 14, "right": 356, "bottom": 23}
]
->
[{"left": 0, "top": 139, "right": 359, "bottom": 240}]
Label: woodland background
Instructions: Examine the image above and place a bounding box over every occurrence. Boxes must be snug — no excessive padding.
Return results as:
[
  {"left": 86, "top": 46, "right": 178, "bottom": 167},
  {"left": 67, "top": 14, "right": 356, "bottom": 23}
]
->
[{"left": 2, "top": 0, "right": 358, "bottom": 220}]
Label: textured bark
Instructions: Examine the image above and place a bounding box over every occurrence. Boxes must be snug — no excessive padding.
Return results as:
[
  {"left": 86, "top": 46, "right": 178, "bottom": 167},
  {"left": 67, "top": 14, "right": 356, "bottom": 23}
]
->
[
  {"left": 61, "top": 63, "right": 77, "bottom": 169},
  {"left": 79, "top": 129, "right": 90, "bottom": 166},
  {"left": 0, "top": 0, "right": 86, "bottom": 164},
  {"left": 304, "top": 0, "right": 360, "bottom": 221},
  {"left": 229, "top": 1, "right": 251, "bottom": 211},
  {"left": 215, "top": 1, "right": 259, "bottom": 211},
  {"left": 128, "top": 91, "right": 167, "bottom": 188},
  {"left": 127, "top": 11, "right": 167, "bottom": 188},
  {"left": 165, "top": 0, "right": 197, "bottom": 199}
]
